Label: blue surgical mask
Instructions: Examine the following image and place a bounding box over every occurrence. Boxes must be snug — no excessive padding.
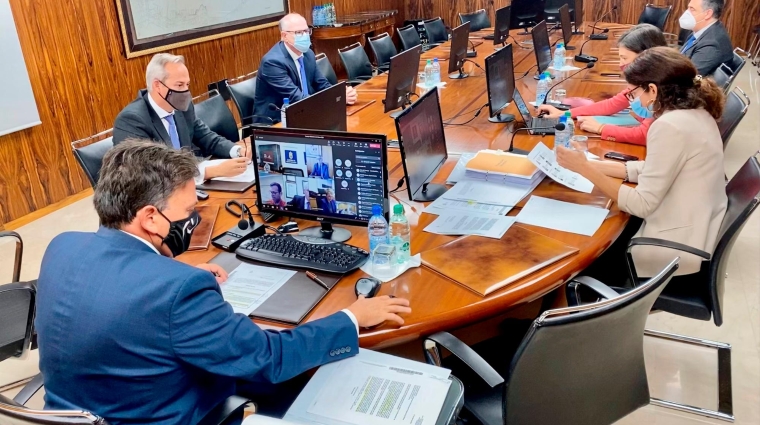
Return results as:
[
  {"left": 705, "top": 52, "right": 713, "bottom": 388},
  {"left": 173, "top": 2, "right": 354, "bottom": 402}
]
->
[
  {"left": 293, "top": 33, "right": 311, "bottom": 53},
  {"left": 630, "top": 96, "right": 654, "bottom": 119}
]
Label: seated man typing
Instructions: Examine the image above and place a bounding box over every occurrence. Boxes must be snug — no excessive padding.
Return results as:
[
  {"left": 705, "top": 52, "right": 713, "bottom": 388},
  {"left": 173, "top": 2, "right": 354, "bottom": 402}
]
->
[
  {"left": 35, "top": 140, "right": 411, "bottom": 425},
  {"left": 254, "top": 13, "right": 357, "bottom": 123}
]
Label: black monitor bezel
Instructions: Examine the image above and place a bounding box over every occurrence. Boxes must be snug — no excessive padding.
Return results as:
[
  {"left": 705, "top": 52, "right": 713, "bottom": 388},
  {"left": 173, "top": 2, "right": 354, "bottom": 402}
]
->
[
  {"left": 485, "top": 44, "right": 515, "bottom": 119},
  {"left": 559, "top": 4, "right": 572, "bottom": 47},
  {"left": 531, "top": 20, "right": 552, "bottom": 74},
  {"left": 494, "top": 6, "right": 512, "bottom": 45},
  {"left": 448, "top": 21, "right": 471, "bottom": 75},
  {"left": 383, "top": 45, "right": 422, "bottom": 113},
  {"left": 285, "top": 82, "right": 348, "bottom": 132},
  {"left": 251, "top": 126, "right": 390, "bottom": 225}
]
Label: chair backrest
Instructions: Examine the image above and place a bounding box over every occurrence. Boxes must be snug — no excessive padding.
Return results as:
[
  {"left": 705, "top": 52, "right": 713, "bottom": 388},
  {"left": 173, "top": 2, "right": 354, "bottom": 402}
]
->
[
  {"left": 708, "top": 153, "right": 760, "bottom": 326},
  {"left": 459, "top": 9, "right": 491, "bottom": 31},
  {"left": 315, "top": 53, "right": 338, "bottom": 85},
  {"left": 70, "top": 130, "right": 114, "bottom": 187},
  {"left": 727, "top": 48, "right": 746, "bottom": 75},
  {"left": 193, "top": 90, "right": 239, "bottom": 143},
  {"left": 504, "top": 259, "right": 680, "bottom": 425},
  {"left": 338, "top": 42, "right": 374, "bottom": 81},
  {"left": 397, "top": 24, "right": 422, "bottom": 51},
  {"left": 637, "top": 4, "right": 672, "bottom": 30},
  {"left": 226, "top": 71, "right": 257, "bottom": 125},
  {"left": 0, "top": 397, "right": 109, "bottom": 425},
  {"left": 712, "top": 63, "right": 733, "bottom": 93},
  {"left": 368, "top": 32, "right": 398, "bottom": 68},
  {"left": 0, "top": 280, "right": 35, "bottom": 362},
  {"left": 423, "top": 18, "right": 448, "bottom": 44},
  {"left": 718, "top": 87, "right": 750, "bottom": 149},
  {"left": 510, "top": 0, "right": 543, "bottom": 27}
]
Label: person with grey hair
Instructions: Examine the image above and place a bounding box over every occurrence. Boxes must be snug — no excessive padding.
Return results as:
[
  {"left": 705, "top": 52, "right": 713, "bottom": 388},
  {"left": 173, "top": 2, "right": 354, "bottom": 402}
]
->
[
  {"left": 113, "top": 53, "right": 251, "bottom": 181},
  {"left": 253, "top": 13, "right": 357, "bottom": 123},
  {"left": 34, "top": 140, "right": 411, "bottom": 424},
  {"left": 678, "top": 0, "right": 733, "bottom": 76}
]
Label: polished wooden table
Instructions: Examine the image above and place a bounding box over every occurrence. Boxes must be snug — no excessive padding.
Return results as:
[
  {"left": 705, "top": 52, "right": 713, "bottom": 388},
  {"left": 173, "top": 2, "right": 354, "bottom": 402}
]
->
[{"left": 179, "top": 24, "right": 646, "bottom": 350}]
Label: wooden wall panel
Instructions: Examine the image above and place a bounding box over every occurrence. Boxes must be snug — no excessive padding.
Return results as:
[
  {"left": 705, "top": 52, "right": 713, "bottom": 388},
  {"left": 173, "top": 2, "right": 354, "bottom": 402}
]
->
[{"left": 0, "top": 0, "right": 404, "bottom": 225}]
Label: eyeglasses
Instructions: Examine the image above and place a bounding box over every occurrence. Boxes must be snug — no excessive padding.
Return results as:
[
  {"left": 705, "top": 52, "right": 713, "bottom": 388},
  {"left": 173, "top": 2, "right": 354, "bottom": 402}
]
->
[
  {"left": 284, "top": 28, "right": 313, "bottom": 36},
  {"left": 625, "top": 86, "right": 643, "bottom": 102}
]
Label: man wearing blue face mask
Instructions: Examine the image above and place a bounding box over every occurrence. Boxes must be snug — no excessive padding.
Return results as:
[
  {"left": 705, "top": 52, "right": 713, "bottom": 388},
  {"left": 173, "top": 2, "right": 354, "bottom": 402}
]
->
[
  {"left": 678, "top": 0, "right": 733, "bottom": 77},
  {"left": 254, "top": 13, "right": 357, "bottom": 123}
]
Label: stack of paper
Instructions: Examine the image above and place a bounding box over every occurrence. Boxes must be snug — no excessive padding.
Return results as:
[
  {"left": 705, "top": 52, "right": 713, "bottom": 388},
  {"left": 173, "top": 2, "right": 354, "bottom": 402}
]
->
[
  {"left": 424, "top": 211, "right": 516, "bottom": 239},
  {"left": 442, "top": 177, "right": 544, "bottom": 208},
  {"left": 516, "top": 196, "right": 609, "bottom": 236},
  {"left": 424, "top": 198, "right": 512, "bottom": 216},
  {"left": 465, "top": 150, "right": 544, "bottom": 187}
]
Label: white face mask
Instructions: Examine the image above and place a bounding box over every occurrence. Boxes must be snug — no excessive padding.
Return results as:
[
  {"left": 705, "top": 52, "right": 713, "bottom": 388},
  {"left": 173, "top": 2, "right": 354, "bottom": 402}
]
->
[{"left": 679, "top": 10, "right": 705, "bottom": 30}]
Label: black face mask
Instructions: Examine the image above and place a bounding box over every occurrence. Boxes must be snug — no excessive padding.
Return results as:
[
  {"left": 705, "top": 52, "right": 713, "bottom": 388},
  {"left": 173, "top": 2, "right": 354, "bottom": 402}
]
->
[
  {"left": 159, "top": 81, "right": 193, "bottom": 112},
  {"left": 156, "top": 210, "right": 201, "bottom": 257}
]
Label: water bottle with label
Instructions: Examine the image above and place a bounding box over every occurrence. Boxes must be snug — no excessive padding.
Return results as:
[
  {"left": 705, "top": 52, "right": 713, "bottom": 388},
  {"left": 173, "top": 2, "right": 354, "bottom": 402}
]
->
[
  {"left": 535, "top": 72, "right": 551, "bottom": 106},
  {"left": 281, "top": 98, "right": 289, "bottom": 127},
  {"left": 312, "top": 6, "right": 319, "bottom": 26},
  {"left": 424, "top": 59, "right": 434, "bottom": 88},
  {"left": 330, "top": 3, "right": 337, "bottom": 25},
  {"left": 368, "top": 204, "right": 390, "bottom": 253},
  {"left": 554, "top": 42, "right": 566, "bottom": 70},
  {"left": 431, "top": 58, "right": 441, "bottom": 85},
  {"left": 389, "top": 204, "right": 411, "bottom": 264},
  {"left": 554, "top": 112, "right": 575, "bottom": 151}
]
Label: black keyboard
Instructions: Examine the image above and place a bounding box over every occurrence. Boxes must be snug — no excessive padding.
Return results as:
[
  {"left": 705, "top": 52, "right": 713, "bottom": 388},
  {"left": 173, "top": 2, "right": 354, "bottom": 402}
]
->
[
  {"left": 236, "top": 234, "right": 370, "bottom": 274},
  {"left": 533, "top": 117, "right": 560, "bottom": 133}
]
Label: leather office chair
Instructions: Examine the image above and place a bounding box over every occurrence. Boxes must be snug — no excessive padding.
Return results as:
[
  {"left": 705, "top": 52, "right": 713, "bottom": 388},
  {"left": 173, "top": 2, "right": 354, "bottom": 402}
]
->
[
  {"left": 510, "top": 0, "right": 543, "bottom": 34},
  {"left": 338, "top": 43, "right": 374, "bottom": 86},
  {"left": 750, "top": 25, "right": 760, "bottom": 66},
  {"left": 193, "top": 90, "right": 240, "bottom": 142},
  {"left": 368, "top": 32, "right": 397, "bottom": 72},
  {"left": 226, "top": 71, "right": 257, "bottom": 125},
  {"left": 712, "top": 63, "right": 734, "bottom": 93},
  {"left": 315, "top": 53, "right": 338, "bottom": 86},
  {"left": 423, "top": 18, "right": 449, "bottom": 45},
  {"left": 459, "top": 9, "right": 491, "bottom": 31},
  {"left": 726, "top": 47, "right": 747, "bottom": 76},
  {"left": 543, "top": 0, "right": 573, "bottom": 24},
  {"left": 423, "top": 259, "right": 679, "bottom": 425},
  {"left": 70, "top": 130, "right": 114, "bottom": 187},
  {"left": 397, "top": 24, "right": 423, "bottom": 51},
  {"left": 637, "top": 4, "right": 672, "bottom": 30},
  {"left": 718, "top": 87, "right": 751, "bottom": 149}
]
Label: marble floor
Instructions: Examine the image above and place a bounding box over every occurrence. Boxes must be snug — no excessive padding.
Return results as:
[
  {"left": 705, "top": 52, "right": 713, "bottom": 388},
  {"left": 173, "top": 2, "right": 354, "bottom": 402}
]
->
[{"left": 1, "top": 66, "right": 759, "bottom": 423}]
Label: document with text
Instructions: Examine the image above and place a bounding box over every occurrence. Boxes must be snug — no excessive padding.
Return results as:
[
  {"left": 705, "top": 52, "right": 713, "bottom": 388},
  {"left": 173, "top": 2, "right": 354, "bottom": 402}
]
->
[
  {"left": 425, "top": 211, "right": 516, "bottom": 239},
  {"left": 527, "top": 143, "right": 594, "bottom": 193},
  {"left": 219, "top": 264, "right": 295, "bottom": 315},
  {"left": 516, "top": 196, "right": 609, "bottom": 236},
  {"left": 424, "top": 197, "right": 512, "bottom": 216},
  {"left": 204, "top": 159, "right": 257, "bottom": 183},
  {"left": 442, "top": 180, "right": 533, "bottom": 207}
]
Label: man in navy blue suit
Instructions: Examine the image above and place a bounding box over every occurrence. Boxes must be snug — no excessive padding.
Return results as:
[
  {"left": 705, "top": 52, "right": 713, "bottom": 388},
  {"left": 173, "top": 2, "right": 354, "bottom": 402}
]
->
[
  {"left": 310, "top": 155, "right": 330, "bottom": 178},
  {"left": 253, "top": 13, "right": 357, "bottom": 123},
  {"left": 35, "top": 140, "right": 410, "bottom": 425}
]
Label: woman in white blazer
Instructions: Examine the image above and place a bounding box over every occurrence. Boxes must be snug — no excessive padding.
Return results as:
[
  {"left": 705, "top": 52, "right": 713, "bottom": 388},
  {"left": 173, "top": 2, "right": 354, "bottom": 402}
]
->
[{"left": 557, "top": 47, "right": 727, "bottom": 280}]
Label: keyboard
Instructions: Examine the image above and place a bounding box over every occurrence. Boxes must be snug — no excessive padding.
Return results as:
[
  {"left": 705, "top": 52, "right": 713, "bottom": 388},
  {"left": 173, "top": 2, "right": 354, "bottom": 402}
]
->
[
  {"left": 483, "top": 34, "right": 495, "bottom": 40},
  {"left": 236, "top": 234, "right": 370, "bottom": 274},
  {"left": 532, "top": 116, "right": 560, "bottom": 133}
]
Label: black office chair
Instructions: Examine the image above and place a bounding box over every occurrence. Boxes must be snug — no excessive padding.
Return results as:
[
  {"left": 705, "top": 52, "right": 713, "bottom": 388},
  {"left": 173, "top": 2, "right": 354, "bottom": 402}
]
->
[
  {"left": 459, "top": 9, "right": 491, "bottom": 31},
  {"left": 543, "top": 0, "right": 573, "bottom": 24},
  {"left": 637, "top": 4, "right": 672, "bottom": 30},
  {"left": 226, "top": 71, "right": 257, "bottom": 126},
  {"left": 397, "top": 24, "right": 423, "bottom": 51},
  {"left": 368, "top": 32, "right": 397, "bottom": 72},
  {"left": 315, "top": 53, "right": 338, "bottom": 86},
  {"left": 338, "top": 43, "right": 374, "bottom": 85},
  {"left": 712, "top": 63, "right": 734, "bottom": 93},
  {"left": 423, "top": 259, "right": 680, "bottom": 425},
  {"left": 282, "top": 167, "right": 305, "bottom": 177},
  {"left": 423, "top": 18, "right": 449, "bottom": 45},
  {"left": 193, "top": 90, "right": 239, "bottom": 143},
  {"left": 510, "top": 0, "right": 543, "bottom": 34},
  {"left": 725, "top": 47, "right": 747, "bottom": 76},
  {"left": 71, "top": 129, "right": 114, "bottom": 187},
  {"left": 718, "top": 87, "right": 751, "bottom": 149}
]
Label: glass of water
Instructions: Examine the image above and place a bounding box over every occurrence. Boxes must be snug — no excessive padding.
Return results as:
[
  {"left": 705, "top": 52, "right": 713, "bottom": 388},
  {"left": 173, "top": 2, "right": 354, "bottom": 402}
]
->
[
  {"left": 553, "top": 89, "right": 567, "bottom": 104},
  {"left": 571, "top": 135, "right": 589, "bottom": 152},
  {"left": 372, "top": 244, "right": 398, "bottom": 280}
]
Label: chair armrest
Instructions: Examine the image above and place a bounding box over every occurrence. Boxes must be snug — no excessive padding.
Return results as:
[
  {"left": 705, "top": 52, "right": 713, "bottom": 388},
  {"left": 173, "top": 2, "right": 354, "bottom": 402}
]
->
[
  {"left": 627, "top": 237, "right": 711, "bottom": 260},
  {"left": 197, "top": 395, "right": 252, "bottom": 425},
  {"left": 13, "top": 374, "right": 44, "bottom": 405},
  {"left": 424, "top": 332, "right": 504, "bottom": 388},
  {"left": 566, "top": 276, "right": 620, "bottom": 306}
]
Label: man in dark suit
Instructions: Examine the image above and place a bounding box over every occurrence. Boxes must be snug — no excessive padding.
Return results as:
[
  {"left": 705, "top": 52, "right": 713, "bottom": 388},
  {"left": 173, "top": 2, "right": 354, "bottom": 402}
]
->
[
  {"left": 318, "top": 188, "right": 338, "bottom": 213},
  {"left": 289, "top": 184, "right": 312, "bottom": 210},
  {"left": 35, "top": 140, "right": 410, "bottom": 425},
  {"left": 678, "top": 0, "right": 733, "bottom": 76},
  {"left": 113, "top": 53, "right": 250, "bottom": 180},
  {"left": 254, "top": 13, "right": 357, "bottom": 123},
  {"left": 310, "top": 155, "right": 330, "bottom": 178}
]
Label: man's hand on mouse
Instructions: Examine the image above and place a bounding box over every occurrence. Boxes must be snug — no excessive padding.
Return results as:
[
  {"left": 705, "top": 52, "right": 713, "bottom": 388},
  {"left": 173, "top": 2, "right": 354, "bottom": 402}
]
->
[{"left": 347, "top": 296, "right": 411, "bottom": 327}]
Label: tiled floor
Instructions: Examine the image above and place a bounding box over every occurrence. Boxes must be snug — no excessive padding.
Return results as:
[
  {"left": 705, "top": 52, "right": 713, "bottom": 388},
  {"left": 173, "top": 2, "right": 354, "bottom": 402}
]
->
[{"left": 1, "top": 66, "right": 759, "bottom": 423}]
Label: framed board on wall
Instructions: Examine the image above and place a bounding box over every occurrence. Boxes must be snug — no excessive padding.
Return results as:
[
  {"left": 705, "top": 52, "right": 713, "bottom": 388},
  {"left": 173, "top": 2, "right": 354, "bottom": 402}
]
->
[{"left": 116, "top": 0, "right": 290, "bottom": 58}]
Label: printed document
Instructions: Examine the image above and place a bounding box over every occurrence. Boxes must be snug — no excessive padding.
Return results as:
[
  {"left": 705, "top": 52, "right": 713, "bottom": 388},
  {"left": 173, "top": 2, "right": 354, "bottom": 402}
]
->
[
  {"left": 203, "top": 159, "right": 257, "bottom": 183},
  {"left": 446, "top": 152, "right": 476, "bottom": 184},
  {"left": 220, "top": 264, "right": 296, "bottom": 315},
  {"left": 442, "top": 180, "right": 534, "bottom": 207},
  {"left": 425, "top": 211, "right": 516, "bottom": 239},
  {"left": 424, "top": 197, "right": 512, "bottom": 216},
  {"left": 527, "top": 143, "right": 594, "bottom": 193},
  {"left": 516, "top": 196, "right": 609, "bottom": 236}
]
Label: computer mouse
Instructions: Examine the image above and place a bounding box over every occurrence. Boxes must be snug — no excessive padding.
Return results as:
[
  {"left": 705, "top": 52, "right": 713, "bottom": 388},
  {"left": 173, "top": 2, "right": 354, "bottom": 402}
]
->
[{"left": 355, "top": 277, "right": 382, "bottom": 298}]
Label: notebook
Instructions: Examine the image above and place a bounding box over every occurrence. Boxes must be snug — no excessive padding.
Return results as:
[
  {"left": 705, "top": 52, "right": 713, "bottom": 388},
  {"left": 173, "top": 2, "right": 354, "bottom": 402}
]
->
[
  {"left": 188, "top": 205, "right": 219, "bottom": 251},
  {"left": 590, "top": 114, "right": 640, "bottom": 127}
]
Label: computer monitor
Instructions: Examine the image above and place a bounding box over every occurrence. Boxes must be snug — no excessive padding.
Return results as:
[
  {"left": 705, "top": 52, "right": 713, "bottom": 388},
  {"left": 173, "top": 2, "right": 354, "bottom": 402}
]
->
[
  {"left": 393, "top": 88, "right": 448, "bottom": 202},
  {"left": 531, "top": 20, "right": 554, "bottom": 79},
  {"left": 252, "top": 126, "right": 389, "bottom": 242},
  {"left": 559, "top": 4, "right": 575, "bottom": 50},
  {"left": 448, "top": 21, "right": 471, "bottom": 79},
  {"left": 286, "top": 82, "right": 347, "bottom": 132},
  {"left": 573, "top": 0, "right": 584, "bottom": 34},
  {"left": 383, "top": 45, "right": 422, "bottom": 117},
  {"left": 493, "top": 6, "right": 512, "bottom": 46},
  {"left": 485, "top": 44, "right": 516, "bottom": 123}
]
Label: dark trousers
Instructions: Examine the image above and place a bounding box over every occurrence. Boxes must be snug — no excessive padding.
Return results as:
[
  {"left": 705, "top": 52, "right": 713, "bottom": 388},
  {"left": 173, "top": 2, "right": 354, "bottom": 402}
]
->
[{"left": 582, "top": 216, "right": 644, "bottom": 287}]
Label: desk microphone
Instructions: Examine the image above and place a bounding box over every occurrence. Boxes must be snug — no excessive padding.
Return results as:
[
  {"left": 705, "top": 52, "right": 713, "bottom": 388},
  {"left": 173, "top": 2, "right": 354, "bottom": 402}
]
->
[
  {"left": 467, "top": 40, "right": 478, "bottom": 58},
  {"left": 508, "top": 123, "right": 566, "bottom": 153},
  {"left": 575, "top": 38, "right": 600, "bottom": 63},
  {"left": 589, "top": 6, "right": 617, "bottom": 40},
  {"left": 542, "top": 62, "right": 595, "bottom": 105}
]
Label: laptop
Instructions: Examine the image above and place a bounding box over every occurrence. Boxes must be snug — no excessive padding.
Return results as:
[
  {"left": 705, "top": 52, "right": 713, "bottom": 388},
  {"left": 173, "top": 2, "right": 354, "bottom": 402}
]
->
[{"left": 513, "top": 88, "right": 559, "bottom": 134}]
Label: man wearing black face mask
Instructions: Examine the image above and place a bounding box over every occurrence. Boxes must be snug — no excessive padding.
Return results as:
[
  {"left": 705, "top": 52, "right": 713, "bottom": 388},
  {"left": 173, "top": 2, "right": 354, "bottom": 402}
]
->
[{"left": 113, "top": 53, "right": 251, "bottom": 180}]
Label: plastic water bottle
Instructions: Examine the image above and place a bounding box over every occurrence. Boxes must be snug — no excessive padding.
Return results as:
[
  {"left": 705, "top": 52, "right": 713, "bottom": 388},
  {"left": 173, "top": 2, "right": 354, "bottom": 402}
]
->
[
  {"left": 368, "top": 204, "right": 390, "bottom": 253},
  {"left": 431, "top": 58, "right": 441, "bottom": 85},
  {"left": 554, "top": 42, "right": 566, "bottom": 70},
  {"left": 424, "top": 59, "right": 434, "bottom": 88},
  {"left": 312, "top": 6, "right": 319, "bottom": 26},
  {"left": 281, "top": 98, "right": 289, "bottom": 127},
  {"left": 554, "top": 112, "right": 574, "bottom": 150},
  {"left": 389, "top": 204, "right": 411, "bottom": 264},
  {"left": 316, "top": 6, "right": 325, "bottom": 26},
  {"left": 329, "top": 3, "right": 336, "bottom": 25},
  {"left": 535, "top": 72, "right": 551, "bottom": 106}
]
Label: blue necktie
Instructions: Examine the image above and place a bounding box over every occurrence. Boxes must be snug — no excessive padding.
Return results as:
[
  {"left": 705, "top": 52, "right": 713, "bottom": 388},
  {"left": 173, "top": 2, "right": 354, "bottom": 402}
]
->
[
  {"left": 297, "top": 56, "right": 309, "bottom": 96},
  {"left": 164, "top": 114, "right": 181, "bottom": 150},
  {"left": 681, "top": 34, "right": 696, "bottom": 53}
]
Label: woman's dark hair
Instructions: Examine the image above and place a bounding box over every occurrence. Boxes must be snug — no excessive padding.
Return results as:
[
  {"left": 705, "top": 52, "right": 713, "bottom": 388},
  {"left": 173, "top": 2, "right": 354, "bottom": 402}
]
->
[
  {"left": 617, "top": 24, "right": 668, "bottom": 53},
  {"left": 624, "top": 46, "right": 724, "bottom": 119}
]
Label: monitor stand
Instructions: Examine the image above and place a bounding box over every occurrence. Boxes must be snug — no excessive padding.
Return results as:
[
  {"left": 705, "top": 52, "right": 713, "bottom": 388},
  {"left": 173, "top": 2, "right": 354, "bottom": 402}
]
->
[
  {"left": 299, "top": 222, "right": 352, "bottom": 243},
  {"left": 449, "top": 68, "right": 469, "bottom": 80},
  {"left": 412, "top": 182, "right": 448, "bottom": 202},
  {"left": 388, "top": 96, "right": 412, "bottom": 119},
  {"left": 517, "top": 26, "right": 532, "bottom": 35},
  {"left": 489, "top": 112, "right": 515, "bottom": 123}
]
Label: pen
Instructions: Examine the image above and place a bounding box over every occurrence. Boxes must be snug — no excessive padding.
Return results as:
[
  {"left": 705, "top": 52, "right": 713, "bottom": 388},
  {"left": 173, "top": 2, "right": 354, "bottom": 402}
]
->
[{"left": 306, "top": 271, "right": 330, "bottom": 291}]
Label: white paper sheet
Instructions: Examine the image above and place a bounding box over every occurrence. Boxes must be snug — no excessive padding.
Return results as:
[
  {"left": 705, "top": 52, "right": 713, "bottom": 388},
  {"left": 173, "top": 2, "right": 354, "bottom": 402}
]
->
[
  {"left": 202, "top": 159, "right": 257, "bottom": 183},
  {"left": 527, "top": 143, "right": 594, "bottom": 193},
  {"left": 425, "top": 211, "right": 516, "bottom": 239},
  {"left": 219, "top": 264, "right": 296, "bottom": 315},
  {"left": 424, "top": 197, "right": 512, "bottom": 216},
  {"left": 243, "top": 416, "right": 300, "bottom": 425},
  {"left": 446, "top": 152, "right": 476, "bottom": 184},
  {"left": 442, "top": 180, "right": 534, "bottom": 207},
  {"left": 548, "top": 65, "right": 582, "bottom": 72},
  {"left": 516, "top": 196, "right": 609, "bottom": 236},
  {"left": 360, "top": 254, "right": 422, "bottom": 283}
]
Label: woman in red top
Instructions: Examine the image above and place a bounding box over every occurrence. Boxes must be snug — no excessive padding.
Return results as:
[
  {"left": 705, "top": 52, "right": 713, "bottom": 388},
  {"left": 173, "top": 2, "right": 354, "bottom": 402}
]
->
[{"left": 538, "top": 24, "right": 667, "bottom": 145}]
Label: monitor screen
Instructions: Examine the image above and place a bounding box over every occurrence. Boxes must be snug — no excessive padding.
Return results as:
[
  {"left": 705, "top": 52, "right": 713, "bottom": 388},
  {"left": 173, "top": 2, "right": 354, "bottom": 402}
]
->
[
  {"left": 531, "top": 20, "right": 552, "bottom": 74},
  {"left": 486, "top": 44, "right": 515, "bottom": 118},
  {"left": 252, "top": 127, "right": 389, "bottom": 225},
  {"left": 394, "top": 88, "right": 448, "bottom": 201},
  {"left": 494, "top": 6, "right": 511, "bottom": 45},
  {"left": 384, "top": 46, "right": 422, "bottom": 113},
  {"left": 286, "top": 82, "right": 347, "bottom": 131},
  {"left": 448, "top": 21, "right": 471, "bottom": 75},
  {"left": 559, "top": 4, "right": 572, "bottom": 47}
]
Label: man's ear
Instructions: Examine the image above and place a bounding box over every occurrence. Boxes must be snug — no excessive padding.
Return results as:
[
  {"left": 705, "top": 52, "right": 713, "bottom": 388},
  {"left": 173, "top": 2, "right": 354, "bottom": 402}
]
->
[{"left": 136, "top": 205, "right": 162, "bottom": 236}]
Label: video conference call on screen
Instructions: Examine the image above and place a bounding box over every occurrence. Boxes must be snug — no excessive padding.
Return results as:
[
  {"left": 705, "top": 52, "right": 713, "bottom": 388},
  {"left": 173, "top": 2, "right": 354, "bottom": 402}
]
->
[{"left": 254, "top": 134, "right": 386, "bottom": 221}]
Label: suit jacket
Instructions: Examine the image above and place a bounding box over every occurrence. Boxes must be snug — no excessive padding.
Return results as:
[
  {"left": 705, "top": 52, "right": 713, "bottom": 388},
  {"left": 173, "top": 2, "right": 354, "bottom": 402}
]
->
[
  {"left": 319, "top": 198, "right": 338, "bottom": 213},
  {"left": 682, "top": 21, "right": 734, "bottom": 76},
  {"left": 290, "top": 195, "right": 312, "bottom": 210},
  {"left": 113, "top": 90, "right": 235, "bottom": 158},
  {"left": 35, "top": 227, "right": 357, "bottom": 425},
  {"left": 619, "top": 109, "right": 727, "bottom": 277},
  {"left": 311, "top": 163, "right": 330, "bottom": 178},
  {"left": 253, "top": 42, "right": 332, "bottom": 123}
]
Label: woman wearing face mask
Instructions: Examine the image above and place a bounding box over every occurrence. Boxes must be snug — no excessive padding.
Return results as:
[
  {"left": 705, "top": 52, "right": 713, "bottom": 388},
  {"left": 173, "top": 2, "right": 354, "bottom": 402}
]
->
[
  {"left": 556, "top": 47, "right": 727, "bottom": 283},
  {"left": 537, "top": 24, "right": 667, "bottom": 145}
]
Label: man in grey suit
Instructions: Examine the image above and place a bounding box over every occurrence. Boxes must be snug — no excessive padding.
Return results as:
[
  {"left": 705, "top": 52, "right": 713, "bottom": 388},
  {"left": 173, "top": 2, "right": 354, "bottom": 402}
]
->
[
  {"left": 678, "top": 0, "right": 733, "bottom": 76},
  {"left": 113, "top": 53, "right": 250, "bottom": 180}
]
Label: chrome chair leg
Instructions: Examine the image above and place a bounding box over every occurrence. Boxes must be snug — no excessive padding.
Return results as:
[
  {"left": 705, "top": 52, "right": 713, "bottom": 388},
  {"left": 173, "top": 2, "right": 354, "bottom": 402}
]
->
[{"left": 645, "top": 329, "right": 734, "bottom": 422}]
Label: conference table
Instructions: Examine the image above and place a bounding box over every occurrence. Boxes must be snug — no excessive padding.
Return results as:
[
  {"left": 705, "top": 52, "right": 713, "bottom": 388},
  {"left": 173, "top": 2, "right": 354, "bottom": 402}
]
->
[{"left": 179, "top": 23, "right": 646, "bottom": 351}]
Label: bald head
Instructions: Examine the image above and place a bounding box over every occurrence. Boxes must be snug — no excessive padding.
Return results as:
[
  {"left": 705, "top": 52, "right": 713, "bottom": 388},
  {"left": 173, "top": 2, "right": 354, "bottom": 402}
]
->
[{"left": 279, "top": 13, "right": 307, "bottom": 32}]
